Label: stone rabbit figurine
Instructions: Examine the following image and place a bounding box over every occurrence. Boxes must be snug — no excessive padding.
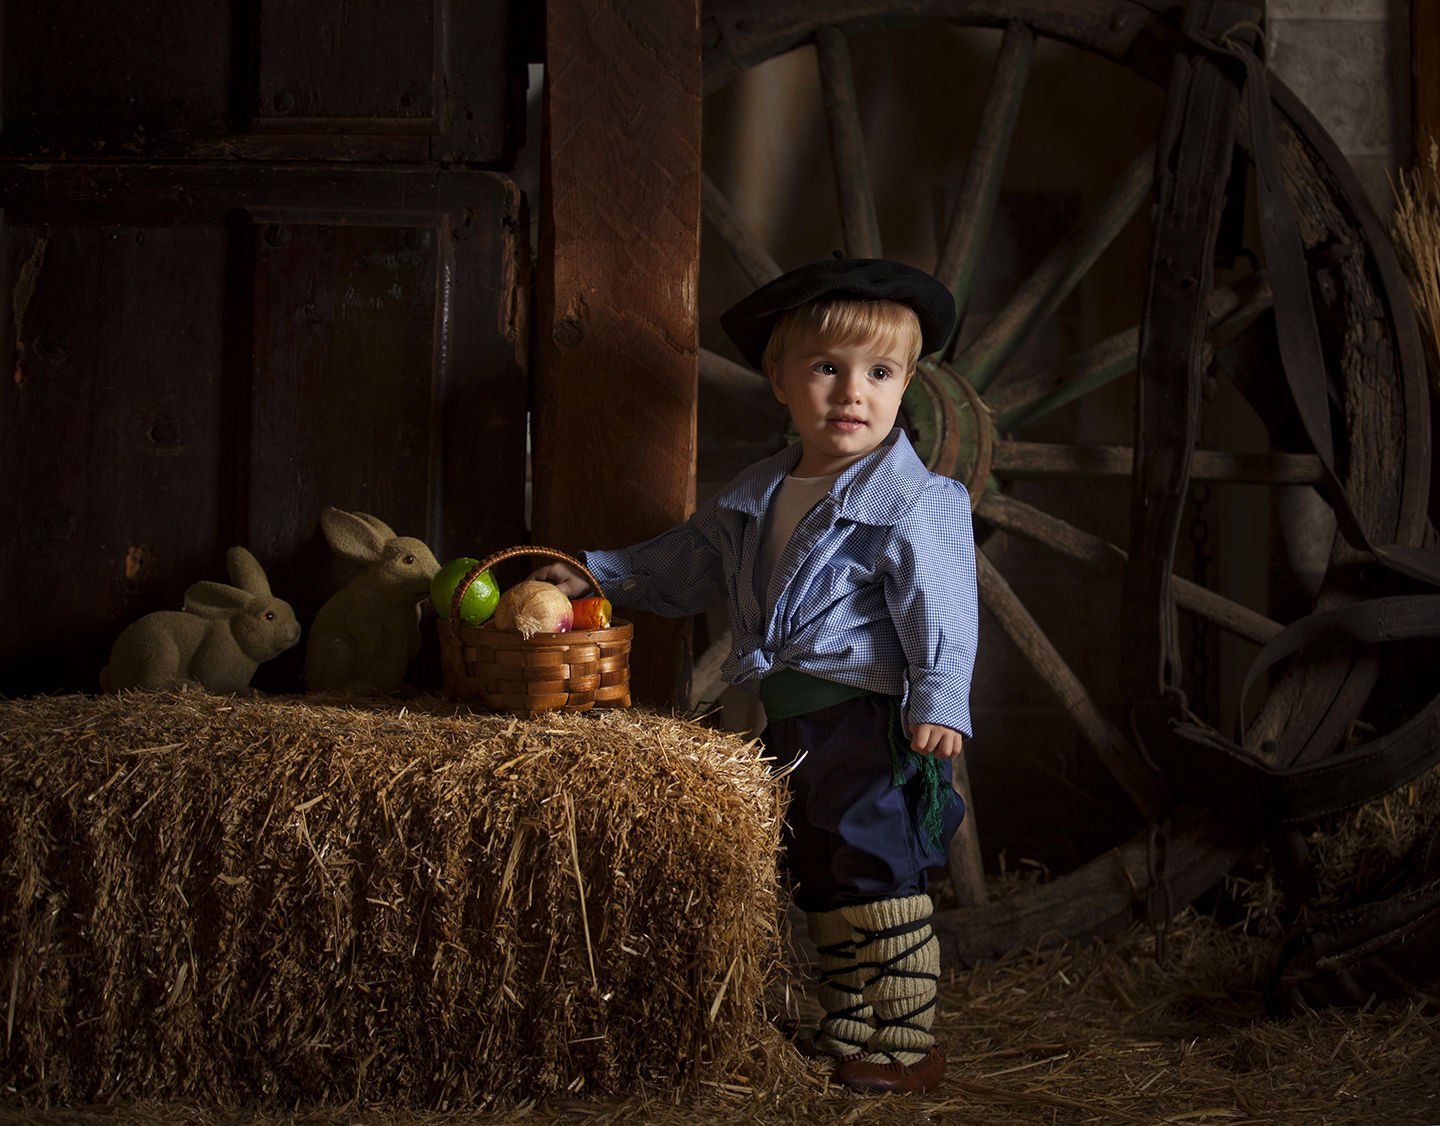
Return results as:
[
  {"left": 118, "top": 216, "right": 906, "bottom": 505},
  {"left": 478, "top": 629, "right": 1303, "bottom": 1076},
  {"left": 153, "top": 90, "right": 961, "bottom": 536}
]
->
[
  {"left": 100, "top": 546, "right": 302, "bottom": 695},
  {"left": 304, "top": 507, "right": 440, "bottom": 695}
]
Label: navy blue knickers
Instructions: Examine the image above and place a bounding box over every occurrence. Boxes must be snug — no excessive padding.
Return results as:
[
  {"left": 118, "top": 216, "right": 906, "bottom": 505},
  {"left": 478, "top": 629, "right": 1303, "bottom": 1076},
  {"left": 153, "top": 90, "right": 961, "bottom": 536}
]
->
[{"left": 764, "top": 693, "right": 966, "bottom": 913}]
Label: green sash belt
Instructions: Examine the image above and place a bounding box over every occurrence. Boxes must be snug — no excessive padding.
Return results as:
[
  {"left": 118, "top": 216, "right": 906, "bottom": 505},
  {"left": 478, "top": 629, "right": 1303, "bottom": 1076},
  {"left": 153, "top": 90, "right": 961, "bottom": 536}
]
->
[
  {"left": 760, "top": 668, "right": 956, "bottom": 849},
  {"left": 759, "top": 667, "right": 870, "bottom": 721}
]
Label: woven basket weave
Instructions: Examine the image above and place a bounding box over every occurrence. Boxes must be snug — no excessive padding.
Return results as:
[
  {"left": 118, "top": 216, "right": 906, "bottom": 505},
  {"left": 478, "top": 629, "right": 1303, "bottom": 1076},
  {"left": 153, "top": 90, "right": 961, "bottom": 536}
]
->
[{"left": 436, "top": 546, "right": 632, "bottom": 715}]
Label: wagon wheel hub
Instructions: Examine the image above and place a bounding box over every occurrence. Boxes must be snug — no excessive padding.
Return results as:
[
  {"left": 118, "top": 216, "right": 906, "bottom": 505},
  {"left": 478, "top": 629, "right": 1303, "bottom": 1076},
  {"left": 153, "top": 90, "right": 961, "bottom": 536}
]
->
[{"left": 908, "top": 357, "right": 993, "bottom": 510}]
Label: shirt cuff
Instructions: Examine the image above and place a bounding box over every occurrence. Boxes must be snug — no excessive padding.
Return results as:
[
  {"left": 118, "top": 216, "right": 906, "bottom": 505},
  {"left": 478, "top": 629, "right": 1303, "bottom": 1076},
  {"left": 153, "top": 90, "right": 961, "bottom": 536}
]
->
[{"left": 903, "top": 667, "right": 973, "bottom": 736}]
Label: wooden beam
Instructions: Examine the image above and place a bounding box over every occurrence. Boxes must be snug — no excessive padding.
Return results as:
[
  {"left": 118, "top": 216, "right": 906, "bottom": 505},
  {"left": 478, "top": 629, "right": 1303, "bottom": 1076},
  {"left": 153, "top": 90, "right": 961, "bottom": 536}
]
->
[
  {"left": 1416, "top": 0, "right": 1440, "bottom": 158},
  {"left": 534, "top": 0, "right": 701, "bottom": 707}
]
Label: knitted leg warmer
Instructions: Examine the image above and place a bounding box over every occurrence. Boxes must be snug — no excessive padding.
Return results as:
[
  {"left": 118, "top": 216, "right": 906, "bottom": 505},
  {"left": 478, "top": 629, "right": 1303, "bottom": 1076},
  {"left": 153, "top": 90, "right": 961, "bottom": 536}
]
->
[
  {"left": 843, "top": 894, "right": 940, "bottom": 1066},
  {"left": 805, "top": 908, "right": 873, "bottom": 1061}
]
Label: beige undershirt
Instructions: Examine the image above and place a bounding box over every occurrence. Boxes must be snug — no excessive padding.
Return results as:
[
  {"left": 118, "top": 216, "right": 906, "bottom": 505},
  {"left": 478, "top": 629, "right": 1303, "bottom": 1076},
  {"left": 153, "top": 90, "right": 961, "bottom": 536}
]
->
[{"left": 759, "top": 470, "right": 842, "bottom": 609}]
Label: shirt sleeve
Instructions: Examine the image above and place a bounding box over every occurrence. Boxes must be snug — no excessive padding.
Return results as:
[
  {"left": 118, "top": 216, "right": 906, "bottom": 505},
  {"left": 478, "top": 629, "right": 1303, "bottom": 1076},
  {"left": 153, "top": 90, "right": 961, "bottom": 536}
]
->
[
  {"left": 882, "top": 480, "right": 979, "bottom": 735},
  {"left": 583, "top": 508, "right": 728, "bottom": 619}
]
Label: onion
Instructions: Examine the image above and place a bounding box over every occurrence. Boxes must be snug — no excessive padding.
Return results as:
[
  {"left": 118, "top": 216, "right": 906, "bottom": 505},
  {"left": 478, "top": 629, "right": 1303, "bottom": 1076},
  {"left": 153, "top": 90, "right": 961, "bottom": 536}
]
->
[{"left": 493, "top": 580, "right": 574, "bottom": 639}]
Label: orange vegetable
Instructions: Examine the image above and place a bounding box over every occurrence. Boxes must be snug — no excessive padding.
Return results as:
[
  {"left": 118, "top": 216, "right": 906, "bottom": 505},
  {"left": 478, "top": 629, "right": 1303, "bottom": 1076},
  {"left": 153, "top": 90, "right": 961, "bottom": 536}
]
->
[{"left": 570, "top": 596, "right": 612, "bottom": 630}]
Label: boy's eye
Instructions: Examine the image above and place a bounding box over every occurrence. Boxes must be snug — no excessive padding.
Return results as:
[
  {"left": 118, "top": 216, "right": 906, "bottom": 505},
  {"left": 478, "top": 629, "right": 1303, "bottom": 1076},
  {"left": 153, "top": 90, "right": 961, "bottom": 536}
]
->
[
  {"left": 813, "top": 361, "right": 837, "bottom": 375},
  {"left": 870, "top": 366, "right": 892, "bottom": 380}
]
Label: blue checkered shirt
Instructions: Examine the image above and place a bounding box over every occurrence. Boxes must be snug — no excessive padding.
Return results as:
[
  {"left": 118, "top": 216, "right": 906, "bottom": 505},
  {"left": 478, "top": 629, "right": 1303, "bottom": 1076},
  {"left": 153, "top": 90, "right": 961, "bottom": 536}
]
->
[{"left": 584, "top": 429, "right": 978, "bottom": 734}]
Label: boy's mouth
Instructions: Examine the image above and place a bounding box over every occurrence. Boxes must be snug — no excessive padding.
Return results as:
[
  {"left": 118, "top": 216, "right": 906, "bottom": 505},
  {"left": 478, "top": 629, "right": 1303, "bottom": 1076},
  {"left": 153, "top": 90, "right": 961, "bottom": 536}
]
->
[{"left": 828, "top": 415, "right": 865, "bottom": 431}]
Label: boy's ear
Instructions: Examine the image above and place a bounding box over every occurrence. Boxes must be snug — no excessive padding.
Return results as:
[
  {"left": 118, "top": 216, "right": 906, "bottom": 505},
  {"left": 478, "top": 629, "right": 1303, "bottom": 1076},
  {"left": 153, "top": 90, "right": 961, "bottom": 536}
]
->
[{"left": 768, "top": 368, "right": 789, "bottom": 404}]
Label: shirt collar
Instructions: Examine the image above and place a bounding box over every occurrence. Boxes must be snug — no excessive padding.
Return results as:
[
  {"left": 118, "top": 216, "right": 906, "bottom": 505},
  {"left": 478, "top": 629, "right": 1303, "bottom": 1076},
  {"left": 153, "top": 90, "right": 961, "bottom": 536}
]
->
[
  {"left": 833, "top": 429, "right": 934, "bottom": 526},
  {"left": 715, "top": 428, "right": 933, "bottom": 526}
]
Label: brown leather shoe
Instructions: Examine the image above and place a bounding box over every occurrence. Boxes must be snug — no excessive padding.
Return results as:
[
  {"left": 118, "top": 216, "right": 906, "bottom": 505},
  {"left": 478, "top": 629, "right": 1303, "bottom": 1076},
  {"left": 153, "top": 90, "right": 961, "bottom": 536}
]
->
[{"left": 835, "top": 1046, "right": 946, "bottom": 1094}]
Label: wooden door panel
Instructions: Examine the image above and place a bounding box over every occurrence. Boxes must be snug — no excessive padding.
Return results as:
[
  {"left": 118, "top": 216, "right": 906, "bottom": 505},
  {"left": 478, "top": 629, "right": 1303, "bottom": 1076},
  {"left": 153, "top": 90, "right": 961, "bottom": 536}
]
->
[
  {"left": 0, "top": 2, "right": 231, "bottom": 158},
  {"left": 247, "top": 215, "right": 441, "bottom": 556},
  {"left": 3, "top": 222, "right": 234, "bottom": 691},
  {"left": 253, "top": 2, "right": 437, "bottom": 130},
  {"left": 0, "top": 166, "right": 528, "bottom": 695},
  {"left": 0, "top": 0, "right": 526, "bottom": 164}
]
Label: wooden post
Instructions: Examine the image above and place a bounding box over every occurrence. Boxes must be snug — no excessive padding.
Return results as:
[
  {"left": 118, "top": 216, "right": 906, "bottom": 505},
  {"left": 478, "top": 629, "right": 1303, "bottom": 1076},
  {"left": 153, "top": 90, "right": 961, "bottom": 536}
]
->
[
  {"left": 533, "top": 0, "right": 701, "bottom": 707},
  {"left": 1416, "top": 1, "right": 1440, "bottom": 158},
  {"left": 1419, "top": 0, "right": 1440, "bottom": 532}
]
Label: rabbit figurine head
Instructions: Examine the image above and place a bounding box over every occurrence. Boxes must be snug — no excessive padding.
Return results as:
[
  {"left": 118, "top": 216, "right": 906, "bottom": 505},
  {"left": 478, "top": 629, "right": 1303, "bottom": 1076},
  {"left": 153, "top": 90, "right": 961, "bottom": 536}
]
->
[
  {"left": 100, "top": 546, "right": 302, "bottom": 695},
  {"left": 304, "top": 507, "right": 440, "bottom": 696}
]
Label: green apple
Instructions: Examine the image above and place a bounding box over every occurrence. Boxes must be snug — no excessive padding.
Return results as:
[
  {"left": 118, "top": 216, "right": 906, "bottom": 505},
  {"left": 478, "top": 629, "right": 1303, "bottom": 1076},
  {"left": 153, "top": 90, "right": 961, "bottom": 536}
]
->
[{"left": 431, "top": 556, "right": 500, "bottom": 625}]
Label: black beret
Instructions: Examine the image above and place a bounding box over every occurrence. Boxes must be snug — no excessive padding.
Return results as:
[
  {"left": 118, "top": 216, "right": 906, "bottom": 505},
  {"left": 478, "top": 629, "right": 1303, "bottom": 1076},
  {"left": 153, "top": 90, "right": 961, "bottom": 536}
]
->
[{"left": 720, "top": 256, "right": 957, "bottom": 370}]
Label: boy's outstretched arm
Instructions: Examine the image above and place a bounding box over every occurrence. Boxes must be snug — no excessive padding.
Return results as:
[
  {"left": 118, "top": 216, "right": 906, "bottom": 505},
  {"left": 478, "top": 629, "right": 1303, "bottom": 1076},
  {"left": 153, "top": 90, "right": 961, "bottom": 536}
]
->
[
  {"left": 527, "top": 561, "right": 591, "bottom": 598},
  {"left": 910, "top": 723, "right": 964, "bottom": 759}
]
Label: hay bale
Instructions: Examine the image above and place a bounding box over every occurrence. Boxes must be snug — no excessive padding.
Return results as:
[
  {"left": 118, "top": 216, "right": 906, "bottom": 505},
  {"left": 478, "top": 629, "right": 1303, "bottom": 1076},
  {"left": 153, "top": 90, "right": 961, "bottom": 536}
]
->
[{"left": 0, "top": 692, "right": 793, "bottom": 1109}]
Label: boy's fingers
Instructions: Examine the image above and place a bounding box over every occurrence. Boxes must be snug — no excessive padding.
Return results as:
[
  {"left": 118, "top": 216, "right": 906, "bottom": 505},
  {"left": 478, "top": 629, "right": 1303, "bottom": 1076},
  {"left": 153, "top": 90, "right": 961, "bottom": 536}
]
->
[{"left": 911, "top": 725, "right": 964, "bottom": 758}]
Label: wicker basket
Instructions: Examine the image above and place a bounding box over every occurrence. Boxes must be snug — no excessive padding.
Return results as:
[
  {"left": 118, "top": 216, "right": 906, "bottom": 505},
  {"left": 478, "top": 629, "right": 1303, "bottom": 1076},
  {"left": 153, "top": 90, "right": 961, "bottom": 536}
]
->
[{"left": 436, "top": 546, "right": 632, "bottom": 715}]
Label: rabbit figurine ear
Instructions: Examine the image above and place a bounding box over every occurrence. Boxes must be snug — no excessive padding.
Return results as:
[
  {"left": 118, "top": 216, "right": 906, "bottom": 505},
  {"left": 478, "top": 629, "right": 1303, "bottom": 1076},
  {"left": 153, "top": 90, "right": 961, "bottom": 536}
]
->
[
  {"left": 182, "top": 580, "right": 254, "bottom": 619},
  {"left": 319, "top": 507, "right": 389, "bottom": 564},
  {"left": 226, "top": 546, "right": 273, "bottom": 596},
  {"left": 352, "top": 512, "right": 399, "bottom": 540}
]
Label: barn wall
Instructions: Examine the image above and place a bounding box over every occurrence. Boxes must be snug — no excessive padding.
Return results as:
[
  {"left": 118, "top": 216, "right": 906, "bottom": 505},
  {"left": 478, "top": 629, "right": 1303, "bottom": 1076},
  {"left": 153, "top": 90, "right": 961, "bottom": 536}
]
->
[{"left": 1268, "top": 0, "right": 1408, "bottom": 214}]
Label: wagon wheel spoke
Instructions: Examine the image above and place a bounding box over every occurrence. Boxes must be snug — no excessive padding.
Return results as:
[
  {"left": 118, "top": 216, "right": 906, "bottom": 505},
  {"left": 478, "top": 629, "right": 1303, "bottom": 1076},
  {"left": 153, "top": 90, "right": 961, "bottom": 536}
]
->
[
  {"left": 936, "top": 21, "right": 1036, "bottom": 332},
  {"left": 815, "top": 26, "right": 882, "bottom": 258},
  {"left": 986, "top": 275, "right": 1274, "bottom": 429},
  {"left": 975, "top": 491, "right": 1283, "bottom": 646},
  {"left": 701, "top": 172, "right": 783, "bottom": 288},
  {"left": 975, "top": 548, "right": 1167, "bottom": 820},
  {"left": 700, "top": 346, "right": 772, "bottom": 401},
  {"left": 988, "top": 441, "right": 1325, "bottom": 486},
  {"left": 954, "top": 144, "right": 1154, "bottom": 393}
]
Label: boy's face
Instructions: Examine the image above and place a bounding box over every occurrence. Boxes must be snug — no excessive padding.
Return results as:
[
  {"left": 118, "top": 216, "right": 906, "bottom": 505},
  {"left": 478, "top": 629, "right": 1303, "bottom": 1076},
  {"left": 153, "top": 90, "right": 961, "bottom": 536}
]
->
[{"left": 769, "top": 326, "right": 913, "bottom": 477}]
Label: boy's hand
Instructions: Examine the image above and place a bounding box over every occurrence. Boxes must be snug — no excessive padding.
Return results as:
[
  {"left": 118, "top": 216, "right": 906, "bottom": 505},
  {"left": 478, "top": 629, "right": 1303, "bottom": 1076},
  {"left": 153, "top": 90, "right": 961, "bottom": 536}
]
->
[
  {"left": 526, "top": 561, "right": 591, "bottom": 599},
  {"left": 911, "top": 723, "right": 964, "bottom": 759}
]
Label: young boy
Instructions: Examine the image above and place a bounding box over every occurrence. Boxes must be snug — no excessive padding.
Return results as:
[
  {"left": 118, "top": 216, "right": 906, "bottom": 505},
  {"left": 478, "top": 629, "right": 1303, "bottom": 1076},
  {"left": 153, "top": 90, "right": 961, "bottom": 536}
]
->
[{"left": 533, "top": 257, "right": 978, "bottom": 1095}]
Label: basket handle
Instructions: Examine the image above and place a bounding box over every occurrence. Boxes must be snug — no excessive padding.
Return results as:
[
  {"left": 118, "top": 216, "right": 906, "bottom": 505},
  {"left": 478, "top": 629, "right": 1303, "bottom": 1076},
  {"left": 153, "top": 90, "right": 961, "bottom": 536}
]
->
[{"left": 449, "top": 545, "right": 605, "bottom": 623}]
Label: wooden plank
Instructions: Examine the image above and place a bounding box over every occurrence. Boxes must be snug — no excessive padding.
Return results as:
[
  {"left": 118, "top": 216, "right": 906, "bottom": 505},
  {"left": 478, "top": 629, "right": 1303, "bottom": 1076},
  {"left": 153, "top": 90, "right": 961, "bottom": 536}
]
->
[
  {"left": 0, "top": 224, "right": 231, "bottom": 694},
  {"left": 252, "top": 0, "right": 439, "bottom": 129},
  {"left": 1417, "top": 1, "right": 1440, "bottom": 534},
  {"left": 1416, "top": 1, "right": 1440, "bottom": 157},
  {"left": 0, "top": 0, "right": 525, "bottom": 164},
  {"left": 533, "top": 0, "right": 701, "bottom": 707}
]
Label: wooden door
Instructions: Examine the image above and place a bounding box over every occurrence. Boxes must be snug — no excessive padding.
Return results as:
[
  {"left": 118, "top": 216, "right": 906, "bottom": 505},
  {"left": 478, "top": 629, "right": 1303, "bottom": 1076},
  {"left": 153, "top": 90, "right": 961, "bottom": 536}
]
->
[{"left": 0, "top": 1, "right": 532, "bottom": 695}]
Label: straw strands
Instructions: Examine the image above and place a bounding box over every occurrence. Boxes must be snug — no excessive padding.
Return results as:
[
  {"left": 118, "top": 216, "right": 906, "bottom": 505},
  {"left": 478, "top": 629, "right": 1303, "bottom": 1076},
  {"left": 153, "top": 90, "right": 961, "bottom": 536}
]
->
[
  {"left": 0, "top": 691, "right": 798, "bottom": 1110},
  {"left": 1391, "top": 141, "right": 1440, "bottom": 395},
  {"left": 8, "top": 905, "right": 1440, "bottom": 1125}
]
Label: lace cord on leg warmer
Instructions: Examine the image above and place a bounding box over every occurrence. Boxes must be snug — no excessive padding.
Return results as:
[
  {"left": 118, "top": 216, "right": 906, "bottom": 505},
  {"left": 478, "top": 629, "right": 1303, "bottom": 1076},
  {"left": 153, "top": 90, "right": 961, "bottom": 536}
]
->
[
  {"left": 844, "top": 895, "right": 942, "bottom": 1065},
  {"left": 806, "top": 909, "right": 873, "bottom": 1060}
]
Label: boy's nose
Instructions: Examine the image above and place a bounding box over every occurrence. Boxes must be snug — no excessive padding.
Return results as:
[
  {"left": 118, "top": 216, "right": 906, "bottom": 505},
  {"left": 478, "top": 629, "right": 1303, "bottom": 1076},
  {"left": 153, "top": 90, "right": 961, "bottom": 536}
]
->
[{"left": 834, "top": 370, "right": 864, "bottom": 402}]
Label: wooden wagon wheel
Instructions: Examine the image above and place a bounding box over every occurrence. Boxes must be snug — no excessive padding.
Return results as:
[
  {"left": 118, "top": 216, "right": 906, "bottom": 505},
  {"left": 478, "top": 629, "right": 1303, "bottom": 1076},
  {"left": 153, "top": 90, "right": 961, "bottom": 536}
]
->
[{"left": 698, "top": 1, "right": 1435, "bottom": 962}]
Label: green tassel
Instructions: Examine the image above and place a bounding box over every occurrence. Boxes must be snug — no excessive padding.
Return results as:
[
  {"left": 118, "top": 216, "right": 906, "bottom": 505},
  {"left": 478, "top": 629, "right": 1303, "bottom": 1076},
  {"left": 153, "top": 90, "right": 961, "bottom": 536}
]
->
[{"left": 886, "top": 699, "right": 955, "bottom": 851}]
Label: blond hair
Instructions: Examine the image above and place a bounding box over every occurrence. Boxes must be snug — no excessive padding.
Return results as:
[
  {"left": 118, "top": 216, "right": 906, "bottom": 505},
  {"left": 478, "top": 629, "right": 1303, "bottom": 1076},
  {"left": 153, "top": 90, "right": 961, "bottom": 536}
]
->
[{"left": 761, "top": 298, "right": 924, "bottom": 378}]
